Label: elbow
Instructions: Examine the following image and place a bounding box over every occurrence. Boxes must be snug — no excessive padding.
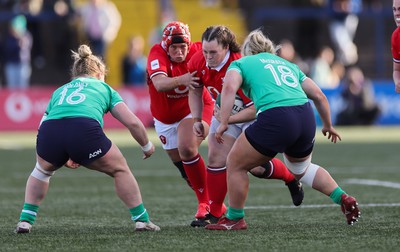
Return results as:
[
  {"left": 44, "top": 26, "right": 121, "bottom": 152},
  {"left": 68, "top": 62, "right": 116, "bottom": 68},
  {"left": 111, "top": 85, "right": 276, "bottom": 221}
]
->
[
  {"left": 153, "top": 83, "right": 165, "bottom": 92},
  {"left": 311, "top": 92, "right": 328, "bottom": 106},
  {"left": 125, "top": 120, "right": 140, "bottom": 131},
  {"left": 316, "top": 92, "right": 327, "bottom": 102}
]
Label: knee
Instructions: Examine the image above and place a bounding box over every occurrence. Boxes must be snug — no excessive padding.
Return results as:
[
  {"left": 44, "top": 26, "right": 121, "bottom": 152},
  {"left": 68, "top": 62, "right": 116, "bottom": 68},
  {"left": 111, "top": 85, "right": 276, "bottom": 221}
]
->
[
  {"left": 283, "top": 155, "right": 311, "bottom": 176},
  {"left": 249, "top": 166, "right": 269, "bottom": 178},
  {"left": 102, "top": 157, "right": 129, "bottom": 177},
  {"left": 178, "top": 145, "right": 198, "bottom": 160},
  {"left": 30, "top": 162, "right": 55, "bottom": 182},
  {"left": 283, "top": 155, "right": 319, "bottom": 187},
  {"left": 108, "top": 164, "right": 130, "bottom": 178},
  {"left": 207, "top": 154, "right": 226, "bottom": 167}
]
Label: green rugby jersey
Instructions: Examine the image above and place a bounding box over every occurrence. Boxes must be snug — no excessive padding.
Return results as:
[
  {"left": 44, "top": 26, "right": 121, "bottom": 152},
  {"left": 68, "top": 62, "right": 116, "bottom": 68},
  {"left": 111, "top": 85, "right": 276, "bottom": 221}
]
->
[
  {"left": 227, "top": 52, "right": 309, "bottom": 113},
  {"left": 43, "top": 77, "right": 123, "bottom": 127}
]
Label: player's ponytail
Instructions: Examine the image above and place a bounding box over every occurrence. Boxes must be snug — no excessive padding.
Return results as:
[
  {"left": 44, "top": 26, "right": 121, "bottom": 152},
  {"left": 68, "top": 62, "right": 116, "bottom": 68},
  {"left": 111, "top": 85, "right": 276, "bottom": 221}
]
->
[{"left": 70, "top": 44, "right": 107, "bottom": 79}]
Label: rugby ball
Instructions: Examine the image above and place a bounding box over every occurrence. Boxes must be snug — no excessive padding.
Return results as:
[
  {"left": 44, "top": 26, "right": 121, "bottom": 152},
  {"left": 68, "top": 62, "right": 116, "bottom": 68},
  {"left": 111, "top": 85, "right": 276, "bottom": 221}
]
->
[{"left": 215, "top": 93, "right": 244, "bottom": 115}]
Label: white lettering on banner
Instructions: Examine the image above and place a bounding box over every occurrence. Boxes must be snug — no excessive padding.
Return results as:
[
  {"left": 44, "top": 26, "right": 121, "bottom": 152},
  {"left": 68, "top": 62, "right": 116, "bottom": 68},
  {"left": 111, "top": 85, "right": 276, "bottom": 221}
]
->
[
  {"left": 4, "top": 93, "right": 48, "bottom": 123},
  {"left": 5, "top": 93, "right": 32, "bottom": 122}
]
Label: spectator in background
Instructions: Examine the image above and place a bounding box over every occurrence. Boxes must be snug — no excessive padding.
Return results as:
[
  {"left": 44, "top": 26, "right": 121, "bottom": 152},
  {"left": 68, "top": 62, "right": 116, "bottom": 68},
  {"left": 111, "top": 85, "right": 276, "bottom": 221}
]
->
[
  {"left": 278, "top": 39, "right": 310, "bottom": 75},
  {"left": 364, "top": 0, "right": 382, "bottom": 11},
  {"left": 329, "top": 0, "right": 362, "bottom": 66},
  {"left": 148, "top": 0, "right": 176, "bottom": 47},
  {"left": 310, "top": 45, "right": 344, "bottom": 89},
  {"left": 78, "top": 0, "right": 121, "bottom": 60},
  {"left": 336, "top": 66, "right": 380, "bottom": 125},
  {"left": 291, "top": 0, "right": 326, "bottom": 60},
  {"left": 1, "top": 15, "right": 32, "bottom": 89},
  {"left": 122, "top": 35, "right": 147, "bottom": 86}
]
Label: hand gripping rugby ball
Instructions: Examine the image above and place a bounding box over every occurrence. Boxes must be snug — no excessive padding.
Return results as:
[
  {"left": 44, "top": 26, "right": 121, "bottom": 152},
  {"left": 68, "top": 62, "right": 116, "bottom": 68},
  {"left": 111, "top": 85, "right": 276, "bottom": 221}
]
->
[{"left": 215, "top": 93, "right": 244, "bottom": 115}]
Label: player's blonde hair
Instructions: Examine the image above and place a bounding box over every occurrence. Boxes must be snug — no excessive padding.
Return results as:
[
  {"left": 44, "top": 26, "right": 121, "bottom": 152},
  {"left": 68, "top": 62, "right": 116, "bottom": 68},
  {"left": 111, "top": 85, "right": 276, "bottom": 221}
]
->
[
  {"left": 70, "top": 44, "right": 107, "bottom": 79},
  {"left": 242, "top": 29, "right": 277, "bottom": 57}
]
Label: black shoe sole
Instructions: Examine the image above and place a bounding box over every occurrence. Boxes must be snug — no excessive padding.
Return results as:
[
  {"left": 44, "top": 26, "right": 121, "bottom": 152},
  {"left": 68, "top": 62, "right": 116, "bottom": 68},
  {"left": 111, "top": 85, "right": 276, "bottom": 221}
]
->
[
  {"left": 190, "top": 218, "right": 210, "bottom": 227},
  {"left": 287, "top": 180, "right": 304, "bottom": 206}
]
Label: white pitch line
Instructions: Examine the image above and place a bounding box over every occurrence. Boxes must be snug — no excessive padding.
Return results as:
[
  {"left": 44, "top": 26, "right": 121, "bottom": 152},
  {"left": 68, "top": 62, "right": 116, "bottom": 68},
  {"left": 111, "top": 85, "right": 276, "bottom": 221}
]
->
[
  {"left": 343, "top": 179, "right": 400, "bottom": 189},
  {"left": 245, "top": 203, "right": 400, "bottom": 210}
]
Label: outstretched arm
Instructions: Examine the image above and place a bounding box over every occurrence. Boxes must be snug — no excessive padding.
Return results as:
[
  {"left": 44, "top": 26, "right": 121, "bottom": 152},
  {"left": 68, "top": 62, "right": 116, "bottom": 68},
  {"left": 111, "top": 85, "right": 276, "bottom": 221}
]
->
[
  {"left": 214, "top": 104, "right": 256, "bottom": 124},
  {"left": 151, "top": 71, "right": 199, "bottom": 92},
  {"left": 189, "top": 86, "right": 206, "bottom": 137},
  {"left": 111, "top": 102, "right": 154, "bottom": 159},
  {"left": 301, "top": 77, "right": 341, "bottom": 143}
]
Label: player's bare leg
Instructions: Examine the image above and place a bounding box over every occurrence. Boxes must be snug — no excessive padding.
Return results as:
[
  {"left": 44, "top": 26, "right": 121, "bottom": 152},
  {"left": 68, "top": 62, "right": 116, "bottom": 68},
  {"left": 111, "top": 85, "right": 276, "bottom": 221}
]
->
[
  {"left": 16, "top": 156, "right": 58, "bottom": 233},
  {"left": 87, "top": 144, "right": 160, "bottom": 231}
]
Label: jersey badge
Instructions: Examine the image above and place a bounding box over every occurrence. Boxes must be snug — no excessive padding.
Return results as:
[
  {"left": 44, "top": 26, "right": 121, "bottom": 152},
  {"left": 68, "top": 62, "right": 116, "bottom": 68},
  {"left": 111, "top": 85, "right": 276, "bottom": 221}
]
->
[{"left": 151, "top": 59, "right": 160, "bottom": 70}]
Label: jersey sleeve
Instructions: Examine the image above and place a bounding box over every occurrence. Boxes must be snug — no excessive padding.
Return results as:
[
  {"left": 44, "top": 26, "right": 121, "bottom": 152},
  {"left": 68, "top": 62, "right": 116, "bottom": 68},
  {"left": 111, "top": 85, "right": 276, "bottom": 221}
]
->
[
  {"left": 104, "top": 83, "right": 124, "bottom": 112},
  {"left": 296, "top": 65, "right": 308, "bottom": 83},
  {"left": 392, "top": 28, "right": 400, "bottom": 63},
  {"left": 147, "top": 44, "right": 169, "bottom": 79},
  {"left": 227, "top": 60, "right": 253, "bottom": 106},
  {"left": 110, "top": 88, "right": 124, "bottom": 108},
  {"left": 227, "top": 60, "right": 242, "bottom": 75}
]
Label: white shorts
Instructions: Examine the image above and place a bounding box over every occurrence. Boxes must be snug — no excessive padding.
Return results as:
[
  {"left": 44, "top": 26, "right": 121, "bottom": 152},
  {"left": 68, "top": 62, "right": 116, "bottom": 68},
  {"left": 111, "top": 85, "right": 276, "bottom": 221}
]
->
[
  {"left": 153, "top": 114, "right": 192, "bottom": 150},
  {"left": 209, "top": 116, "right": 254, "bottom": 139}
]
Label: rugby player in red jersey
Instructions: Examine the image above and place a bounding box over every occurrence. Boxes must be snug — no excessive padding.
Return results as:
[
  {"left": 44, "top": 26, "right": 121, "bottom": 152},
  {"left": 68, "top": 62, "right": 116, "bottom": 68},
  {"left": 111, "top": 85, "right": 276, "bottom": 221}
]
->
[{"left": 146, "top": 21, "right": 214, "bottom": 226}]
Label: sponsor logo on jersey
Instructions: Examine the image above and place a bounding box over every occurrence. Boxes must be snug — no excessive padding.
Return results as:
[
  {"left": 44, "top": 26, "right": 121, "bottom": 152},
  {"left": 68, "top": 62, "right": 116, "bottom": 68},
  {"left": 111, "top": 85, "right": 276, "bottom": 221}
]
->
[
  {"left": 151, "top": 59, "right": 160, "bottom": 70},
  {"left": 89, "top": 149, "right": 102, "bottom": 159}
]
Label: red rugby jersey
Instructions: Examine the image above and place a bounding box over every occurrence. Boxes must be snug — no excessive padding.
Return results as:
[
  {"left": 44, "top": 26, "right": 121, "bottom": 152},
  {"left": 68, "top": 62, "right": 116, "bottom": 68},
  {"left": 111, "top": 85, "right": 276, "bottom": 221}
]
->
[
  {"left": 147, "top": 42, "right": 213, "bottom": 124},
  {"left": 187, "top": 50, "right": 253, "bottom": 107},
  {"left": 392, "top": 27, "right": 400, "bottom": 63}
]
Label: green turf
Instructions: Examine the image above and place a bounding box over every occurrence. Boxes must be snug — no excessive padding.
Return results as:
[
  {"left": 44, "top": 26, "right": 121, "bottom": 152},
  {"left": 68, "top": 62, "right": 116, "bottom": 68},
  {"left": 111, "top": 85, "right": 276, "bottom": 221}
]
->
[{"left": 1, "top": 127, "right": 400, "bottom": 251}]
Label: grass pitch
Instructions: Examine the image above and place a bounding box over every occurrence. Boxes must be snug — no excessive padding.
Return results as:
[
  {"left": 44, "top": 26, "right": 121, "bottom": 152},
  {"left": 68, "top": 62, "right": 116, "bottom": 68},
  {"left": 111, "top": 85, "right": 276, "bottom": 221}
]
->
[{"left": 1, "top": 127, "right": 400, "bottom": 251}]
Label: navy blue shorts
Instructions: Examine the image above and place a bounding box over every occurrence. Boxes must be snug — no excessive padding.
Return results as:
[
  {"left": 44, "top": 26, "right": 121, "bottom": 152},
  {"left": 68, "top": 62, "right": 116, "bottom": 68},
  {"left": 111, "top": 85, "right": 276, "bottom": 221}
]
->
[
  {"left": 244, "top": 102, "right": 316, "bottom": 158},
  {"left": 36, "top": 117, "right": 112, "bottom": 167}
]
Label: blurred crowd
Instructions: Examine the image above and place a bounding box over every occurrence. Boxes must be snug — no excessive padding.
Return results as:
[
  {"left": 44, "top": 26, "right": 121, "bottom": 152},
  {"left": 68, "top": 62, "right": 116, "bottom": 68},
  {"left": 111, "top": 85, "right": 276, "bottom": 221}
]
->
[
  {"left": 0, "top": 0, "right": 388, "bottom": 125},
  {"left": 0, "top": 0, "right": 123, "bottom": 88}
]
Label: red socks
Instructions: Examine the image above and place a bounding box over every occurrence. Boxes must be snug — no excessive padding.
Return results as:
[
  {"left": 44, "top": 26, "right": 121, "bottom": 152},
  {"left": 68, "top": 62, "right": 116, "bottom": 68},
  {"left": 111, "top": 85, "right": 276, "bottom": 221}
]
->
[
  {"left": 265, "top": 158, "right": 295, "bottom": 184},
  {"left": 207, "top": 167, "right": 227, "bottom": 217},
  {"left": 182, "top": 153, "right": 209, "bottom": 204}
]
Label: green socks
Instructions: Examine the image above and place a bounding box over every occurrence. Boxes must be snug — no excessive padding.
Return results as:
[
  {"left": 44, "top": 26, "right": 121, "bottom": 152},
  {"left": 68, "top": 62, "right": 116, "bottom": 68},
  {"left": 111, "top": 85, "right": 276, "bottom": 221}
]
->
[
  {"left": 20, "top": 203, "right": 151, "bottom": 225},
  {"left": 226, "top": 206, "right": 245, "bottom": 220},
  {"left": 330, "top": 186, "right": 346, "bottom": 205},
  {"left": 19, "top": 203, "right": 39, "bottom": 224},
  {"left": 129, "top": 203, "right": 149, "bottom": 223}
]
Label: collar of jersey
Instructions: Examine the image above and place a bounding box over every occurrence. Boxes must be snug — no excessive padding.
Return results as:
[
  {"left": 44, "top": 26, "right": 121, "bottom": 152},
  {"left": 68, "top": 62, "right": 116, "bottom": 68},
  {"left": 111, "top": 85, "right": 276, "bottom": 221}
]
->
[{"left": 206, "top": 50, "right": 230, "bottom": 72}]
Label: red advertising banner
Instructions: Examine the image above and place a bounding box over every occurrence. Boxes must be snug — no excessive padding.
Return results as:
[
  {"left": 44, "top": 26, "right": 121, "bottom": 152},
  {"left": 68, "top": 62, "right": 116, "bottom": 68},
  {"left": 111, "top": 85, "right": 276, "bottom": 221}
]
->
[{"left": 0, "top": 87, "right": 153, "bottom": 131}]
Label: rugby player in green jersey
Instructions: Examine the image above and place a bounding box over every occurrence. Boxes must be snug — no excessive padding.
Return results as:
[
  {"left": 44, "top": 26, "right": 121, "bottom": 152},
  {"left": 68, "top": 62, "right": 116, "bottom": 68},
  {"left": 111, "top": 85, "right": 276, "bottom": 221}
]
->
[{"left": 15, "top": 44, "right": 160, "bottom": 233}]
